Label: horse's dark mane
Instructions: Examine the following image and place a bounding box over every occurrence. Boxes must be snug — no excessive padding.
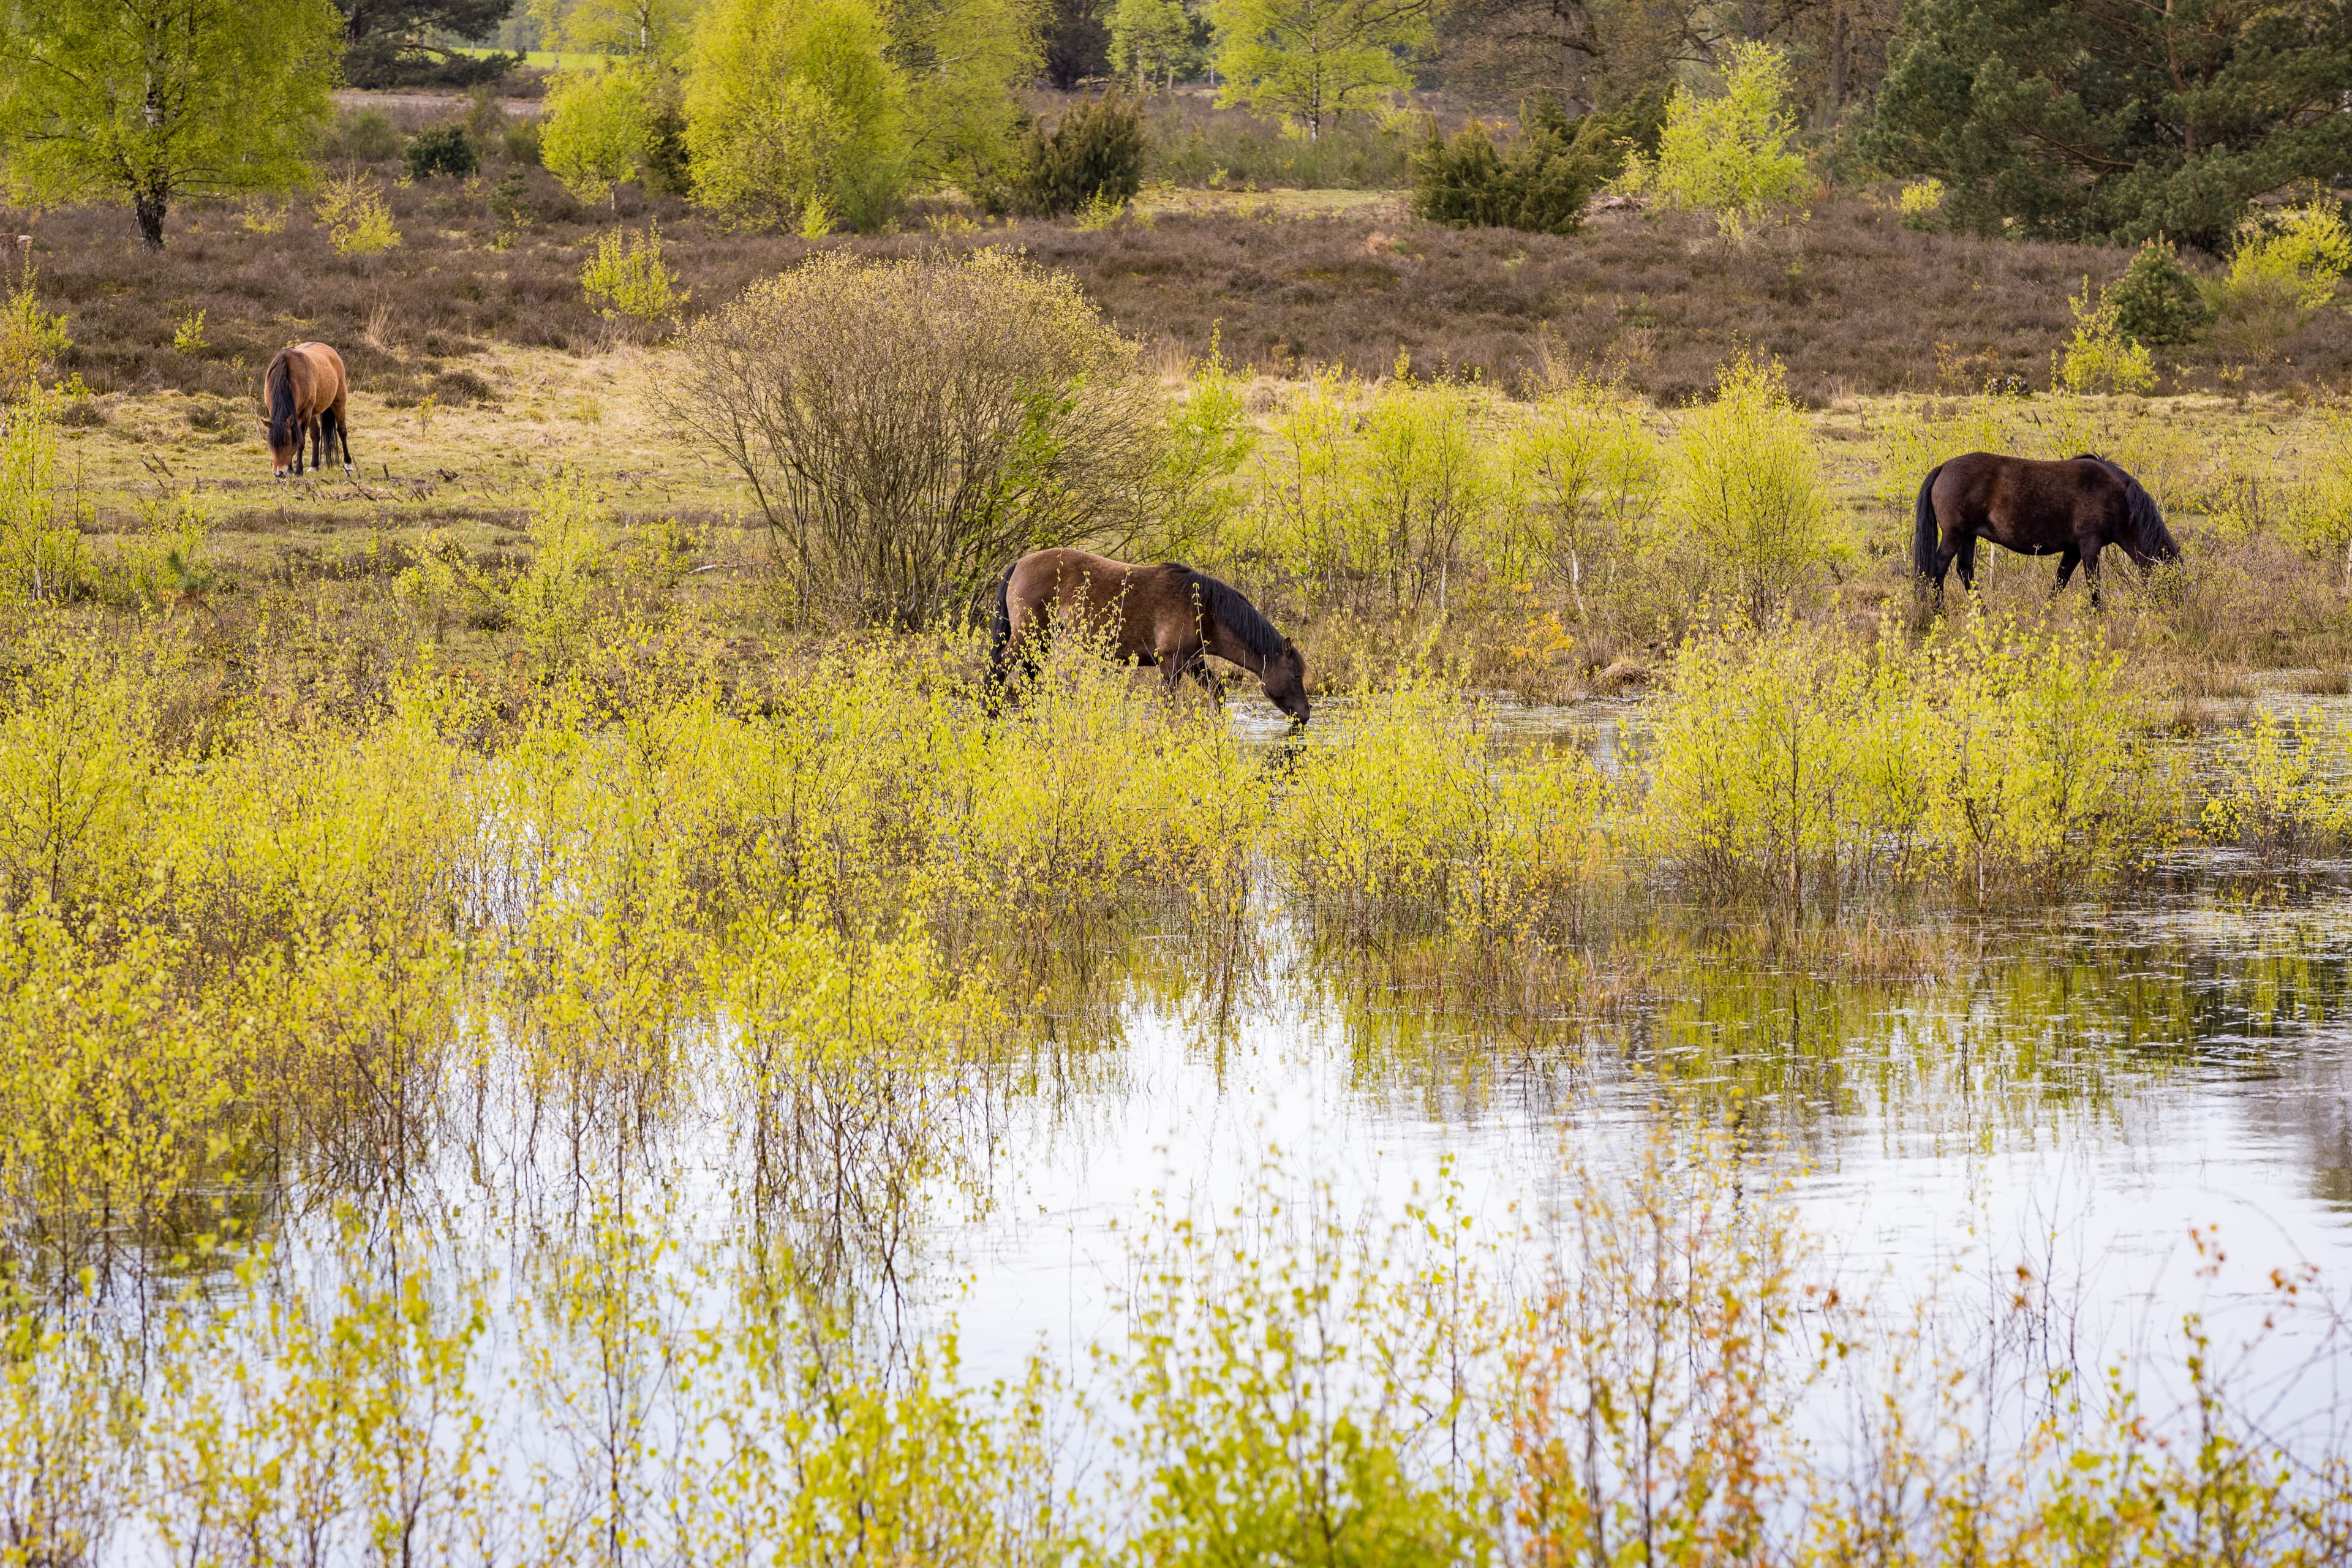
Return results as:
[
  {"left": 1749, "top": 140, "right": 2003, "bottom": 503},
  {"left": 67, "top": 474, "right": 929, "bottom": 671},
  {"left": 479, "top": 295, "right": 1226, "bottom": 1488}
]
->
[
  {"left": 2073, "top": 453, "right": 2176, "bottom": 553},
  {"left": 1180, "top": 567, "right": 1288, "bottom": 665},
  {"left": 265, "top": 349, "right": 295, "bottom": 442}
]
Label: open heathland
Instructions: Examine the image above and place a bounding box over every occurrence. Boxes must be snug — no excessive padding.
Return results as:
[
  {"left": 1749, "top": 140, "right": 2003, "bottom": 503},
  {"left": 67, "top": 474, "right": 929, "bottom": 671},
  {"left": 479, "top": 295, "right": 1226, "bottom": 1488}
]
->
[{"left": 20, "top": 150, "right": 2352, "bottom": 407}]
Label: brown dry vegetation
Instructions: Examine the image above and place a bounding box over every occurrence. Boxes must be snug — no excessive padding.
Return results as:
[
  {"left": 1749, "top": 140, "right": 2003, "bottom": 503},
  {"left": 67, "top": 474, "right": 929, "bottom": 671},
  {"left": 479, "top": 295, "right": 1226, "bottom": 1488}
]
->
[{"left": 15, "top": 97, "right": 2352, "bottom": 409}]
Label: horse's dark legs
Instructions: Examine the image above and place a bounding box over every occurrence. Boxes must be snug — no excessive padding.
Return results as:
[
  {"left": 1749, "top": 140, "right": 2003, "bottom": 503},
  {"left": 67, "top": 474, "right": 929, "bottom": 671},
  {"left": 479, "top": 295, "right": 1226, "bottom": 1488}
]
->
[
  {"left": 2081, "top": 546, "right": 2103, "bottom": 609},
  {"left": 1954, "top": 538, "right": 1978, "bottom": 595},
  {"left": 309, "top": 413, "right": 326, "bottom": 474},
  {"left": 1928, "top": 536, "right": 1962, "bottom": 608},
  {"left": 2052, "top": 546, "right": 2082, "bottom": 595}
]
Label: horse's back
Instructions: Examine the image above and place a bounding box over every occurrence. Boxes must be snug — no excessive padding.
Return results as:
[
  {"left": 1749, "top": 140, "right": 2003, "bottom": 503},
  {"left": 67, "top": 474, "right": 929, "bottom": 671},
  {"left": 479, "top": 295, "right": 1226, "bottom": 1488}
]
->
[{"left": 1936, "top": 451, "right": 2127, "bottom": 549}]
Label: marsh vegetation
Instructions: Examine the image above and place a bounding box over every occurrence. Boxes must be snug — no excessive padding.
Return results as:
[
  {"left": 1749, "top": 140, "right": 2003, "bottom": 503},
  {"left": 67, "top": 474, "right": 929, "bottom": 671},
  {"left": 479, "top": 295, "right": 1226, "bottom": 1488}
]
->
[{"left": 5, "top": 198, "right": 2352, "bottom": 1566}]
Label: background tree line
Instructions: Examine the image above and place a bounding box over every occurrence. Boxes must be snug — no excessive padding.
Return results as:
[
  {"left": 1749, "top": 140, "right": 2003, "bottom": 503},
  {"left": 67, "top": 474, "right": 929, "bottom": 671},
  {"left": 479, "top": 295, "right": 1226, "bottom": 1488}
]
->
[{"left": 1, "top": 0, "right": 2345, "bottom": 250}]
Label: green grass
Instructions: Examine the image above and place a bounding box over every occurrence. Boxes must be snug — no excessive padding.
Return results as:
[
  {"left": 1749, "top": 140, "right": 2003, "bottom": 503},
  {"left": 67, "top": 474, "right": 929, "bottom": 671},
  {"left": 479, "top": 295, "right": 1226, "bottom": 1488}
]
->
[{"left": 450, "top": 44, "right": 614, "bottom": 69}]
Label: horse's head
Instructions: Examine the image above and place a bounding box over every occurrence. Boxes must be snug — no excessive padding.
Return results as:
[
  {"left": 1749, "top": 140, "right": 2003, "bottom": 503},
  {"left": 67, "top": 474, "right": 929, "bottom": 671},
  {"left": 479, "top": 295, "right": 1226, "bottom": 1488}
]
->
[
  {"left": 264, "top": 352, "right": 298, "bottom": 475},
  {"left": 266, "top": 410, "right": 300, "bottom": 476},
  {"left": 1263, "top": 641, "right": 1311, "bottom": 726},
  {"left": 2123, "top": 473, "right": 2182, "bottom": 567}
]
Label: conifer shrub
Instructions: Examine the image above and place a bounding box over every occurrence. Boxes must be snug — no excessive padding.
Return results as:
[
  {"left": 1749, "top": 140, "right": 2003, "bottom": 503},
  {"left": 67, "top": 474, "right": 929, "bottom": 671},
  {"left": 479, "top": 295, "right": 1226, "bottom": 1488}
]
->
[
  {"left": 2108, "top": 237, "right": 2209, "bottom": 346},
  {"left": 1410, "top": 94, "right": 1648, "bottom": 236},
  {"left": 404, "top": 123, "right": 480, "bottom": 180},
  {"left": 990, "top": 92, "right": 1147, "bottom": 219}
]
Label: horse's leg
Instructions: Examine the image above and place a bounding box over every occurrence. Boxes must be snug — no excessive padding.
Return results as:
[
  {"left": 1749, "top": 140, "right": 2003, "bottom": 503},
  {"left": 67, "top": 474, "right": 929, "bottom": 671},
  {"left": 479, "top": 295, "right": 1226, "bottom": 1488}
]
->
[
  {"left": 1955, "top": 538, "right": 1978, "bottom": 595},
  {"left": 1929, "top": 536, "right": 1961, "bottom": 608},
  {"left": 2052, "top": 546, "right": 2081, "bottom": 595},
  {"left": 2082, "top": 545, "right": 2103, "bottom": 609},
  {"left": 335, "top": 388, "right": 353, "bottom": 470}
]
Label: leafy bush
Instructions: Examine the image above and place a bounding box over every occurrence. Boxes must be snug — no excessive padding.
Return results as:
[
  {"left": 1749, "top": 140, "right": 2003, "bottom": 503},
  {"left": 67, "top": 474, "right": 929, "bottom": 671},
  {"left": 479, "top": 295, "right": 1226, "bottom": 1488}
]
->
[
  {"left": 404, "top": 123, "right": 480, "bottom": 179},
  {"left": 1897, "top": 175, "right": 1943, "bottom": 228},
  {"left": 664, "top": 250, "right": 1171, "bottom": 625},
  {"left": 321, "top": 108, "right": 404, "bottom": 162},
  {"left": 1622, "top": 43, "right": 1811, "bottom": 238},
  {"left": 314, "top": 170, "right": 401, "bottom": 255},
  {"left": 0, "top": 267, "right": 70, "bottom": 400},
  {"left": 682, "top": 0, "right": 907, "bottom": 232},
  {"left": 2108, "top": 237, "right": 2209, "bottom": 345},
  {"left": 1410, "top": 94, "right": 1619, "bottom": 236},
  {"left": 2058, "top": 276, "right": 2155, "bottom": 393},
  {"left": 2225, "top": 198, "right": 2351, "bottom": 310},
  {"left": 2207, "top": 198, "right": 2351, "bottom": 363},
  {"left": 992, "top": 92, "right": 1147, "bottom": 218},
  {"left": 541, "top": 67, "right": 650, "bottom": 208},
  {"left": 581, "top": 222, "right": 685, "bottom": 330},
  {"left": 1667, "top": 353, "right": 1828, "bottom": 620}
]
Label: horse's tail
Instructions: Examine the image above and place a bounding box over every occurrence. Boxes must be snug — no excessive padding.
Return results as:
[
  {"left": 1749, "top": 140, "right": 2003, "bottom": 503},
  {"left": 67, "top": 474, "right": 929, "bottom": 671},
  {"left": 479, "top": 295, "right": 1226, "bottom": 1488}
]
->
[
  {"left": 989, "top": 564, "right": 1014, "bottom": 665},
  {"left": 1912, "top": 462, "right": 1945, "bottom": 578},
  {"left": 983, "top": 562, "right": 1017, "bottom": 714}
]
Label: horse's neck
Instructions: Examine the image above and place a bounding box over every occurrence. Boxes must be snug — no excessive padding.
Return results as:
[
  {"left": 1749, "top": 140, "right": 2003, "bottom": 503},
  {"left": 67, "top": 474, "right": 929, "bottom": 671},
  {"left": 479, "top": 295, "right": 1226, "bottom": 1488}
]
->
[{"left": 1204, "top": 617, "right": 1261, "bottom": 674}]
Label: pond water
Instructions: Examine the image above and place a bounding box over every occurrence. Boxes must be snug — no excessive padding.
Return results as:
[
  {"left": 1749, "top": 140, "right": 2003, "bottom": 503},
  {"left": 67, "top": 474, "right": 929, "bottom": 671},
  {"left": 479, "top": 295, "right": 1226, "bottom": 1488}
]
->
[{"left": 903, "top": 692, "right": 2352, "bottom": 1451}]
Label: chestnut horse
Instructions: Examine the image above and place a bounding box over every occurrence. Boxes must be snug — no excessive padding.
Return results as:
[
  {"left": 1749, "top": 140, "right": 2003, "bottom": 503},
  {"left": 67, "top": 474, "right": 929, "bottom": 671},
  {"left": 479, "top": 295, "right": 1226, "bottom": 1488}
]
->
[
  {"left": 1914, "top": 452, "right": 2179, "bottom": 608},
  {"left": 989, "top": 548, "right": 1311, "bottom": 725},
  {"left": 265, "top": 342, "right": 353, "bottom": 477}
]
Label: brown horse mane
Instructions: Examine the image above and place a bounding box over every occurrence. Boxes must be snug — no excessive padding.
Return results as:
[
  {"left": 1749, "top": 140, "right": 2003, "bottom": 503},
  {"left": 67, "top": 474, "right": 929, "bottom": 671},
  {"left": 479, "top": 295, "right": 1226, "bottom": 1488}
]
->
[
  {"left": 1178, "top": 567, "right": 1289, "bottom": 664},
  {"left": 2071, "top": 454, "right": 2176, "bottom": 556},
  {"left": 265, "top": 349, "right": 298, "bottom": 447}
]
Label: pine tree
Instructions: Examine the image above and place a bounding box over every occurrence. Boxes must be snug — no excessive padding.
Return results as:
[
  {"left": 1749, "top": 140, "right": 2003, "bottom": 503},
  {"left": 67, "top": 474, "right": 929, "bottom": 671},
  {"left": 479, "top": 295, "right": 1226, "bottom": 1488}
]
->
[{"left": 1868, "top": 0, "right": 2352, "bottom": 246}]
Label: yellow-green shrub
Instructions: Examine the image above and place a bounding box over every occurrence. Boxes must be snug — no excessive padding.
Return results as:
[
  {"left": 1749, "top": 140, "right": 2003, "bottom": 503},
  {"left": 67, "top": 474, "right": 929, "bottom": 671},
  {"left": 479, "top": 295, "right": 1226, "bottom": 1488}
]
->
[
  {"left": 2200, "top": 708, "right": 2352, "bottom": 861},
  {"left": 1667, "top": 356, "right": 1830, "bottom": 621},
  {"left": 0, "top": 918, "right": 252, "bottom": 1270},
  {"left": 0, "top": 631, "right": 162, "bottom": 916},
  {"left": 1644, "top": 616, "right": 2163, "bottom": 902},
  {"left": 1272, "top": 680, "right": 1608, "bottom": 934}
]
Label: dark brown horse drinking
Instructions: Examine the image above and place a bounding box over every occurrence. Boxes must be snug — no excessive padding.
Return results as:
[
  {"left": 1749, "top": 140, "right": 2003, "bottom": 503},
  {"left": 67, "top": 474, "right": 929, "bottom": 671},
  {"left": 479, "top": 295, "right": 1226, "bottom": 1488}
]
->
[
  {"left": 989, "top": 548, "right": 1311, "bottom": 725},
  {"left": 265, "top": 342, "right": 353, "bottom": 477},
  {"left": 1914, "top": 452, "right": 2179, "bottom": 607}
]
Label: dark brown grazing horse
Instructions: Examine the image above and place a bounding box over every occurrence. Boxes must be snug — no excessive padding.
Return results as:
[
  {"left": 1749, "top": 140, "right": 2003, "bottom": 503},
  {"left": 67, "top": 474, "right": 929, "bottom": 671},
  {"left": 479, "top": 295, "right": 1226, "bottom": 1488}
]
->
[
  {"left": 265, "top": 342, "right": 353, "bottom": 477},
  {"left": 1914, "top": 452, "right": 2179, "bottom": 607},
  {"left": 989, "top": 548, "right": 1311, "bottom": 725}
]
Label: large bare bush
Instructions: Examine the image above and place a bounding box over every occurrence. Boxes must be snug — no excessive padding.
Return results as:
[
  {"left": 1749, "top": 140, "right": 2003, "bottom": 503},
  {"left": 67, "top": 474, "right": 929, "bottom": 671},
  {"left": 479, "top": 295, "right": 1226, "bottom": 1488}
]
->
[{"left": 665, "top": 249, "right": 1169, "bottom": 626}]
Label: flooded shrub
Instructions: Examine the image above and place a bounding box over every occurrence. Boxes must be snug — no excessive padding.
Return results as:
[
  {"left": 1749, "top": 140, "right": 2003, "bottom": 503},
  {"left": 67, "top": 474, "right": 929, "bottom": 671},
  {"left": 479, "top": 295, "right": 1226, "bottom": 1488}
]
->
[
  {"left": 0, "top": 919, "right": 254, "bottom": 1274},
  {"left": 0, "top": 1308, "right": 129, "bottom": 1562},
  {"left": 1505, "top": 1125, "right": 1811, "bottom": 1568},
  {"left": 1118, "top": 1180, "right": 1490, "bottom": 1568},
  {"left": 1645, "top": 616, "right": 2163, "bottom": 903},
  {"left": 2201, "top": 709, "right": 2352, "bottom": 861},
  {"left": 1272, "top": 680, "right": 1608, "bottom": 935},
  {"left": 665, "top": 250, "right": 1169, "bottom": 627}
]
